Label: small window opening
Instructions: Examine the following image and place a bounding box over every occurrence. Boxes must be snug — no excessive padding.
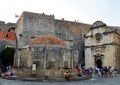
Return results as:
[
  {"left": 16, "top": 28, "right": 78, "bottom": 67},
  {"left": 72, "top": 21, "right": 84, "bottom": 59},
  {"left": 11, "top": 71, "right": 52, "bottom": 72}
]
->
[{"left": 5, "top": 34, "right": 10, "bottom": 38}]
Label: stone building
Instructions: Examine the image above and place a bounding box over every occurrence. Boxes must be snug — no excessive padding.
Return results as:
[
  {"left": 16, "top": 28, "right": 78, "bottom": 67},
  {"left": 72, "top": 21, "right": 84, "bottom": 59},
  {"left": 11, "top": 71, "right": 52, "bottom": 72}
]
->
[
  {"left": 0, "top": 21, "right": 16, "bottom": 52},
  {"left": 14, "top": 11, "right": 90, "bottom": 67},
  {"left": 85, "top": 21, "right": 120, "bottom": 72},
  {"left": 0, "top": 21, "right": 16, "bottom": 32},
  {"left": 13, "top": 11, "right": 90, "bottom": 78},
  {"left": 0, "top": 31, "right": 16, "bottom": 50},
  {"left": 16, "top": 35, "right": 79, "bottom": 78},
  {"left": 0, "top": 21, "right": 16, "bottom": 65}
]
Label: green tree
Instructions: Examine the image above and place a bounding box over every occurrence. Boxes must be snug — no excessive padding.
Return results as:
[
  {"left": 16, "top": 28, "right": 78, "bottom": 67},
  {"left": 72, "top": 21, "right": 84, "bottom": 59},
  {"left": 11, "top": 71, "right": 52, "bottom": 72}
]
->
[{"left": 0, "top": 47, "right": 15, "bottom": 66}]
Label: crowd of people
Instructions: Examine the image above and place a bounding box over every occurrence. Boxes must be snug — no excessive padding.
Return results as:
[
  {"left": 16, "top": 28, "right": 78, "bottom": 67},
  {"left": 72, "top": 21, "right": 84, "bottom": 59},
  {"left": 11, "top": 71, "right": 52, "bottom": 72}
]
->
[
  {"left": 0, "top": 65, "right": 118, "bottom": 80},
  {"left": 64, "top": 65, "right": 117, "bottom": 81},
  {"left": 0, "top": 65, "right": 14, "bottom": 78},
  {"left": 82, "top": 66, "right": 117, "bottom": 78}
]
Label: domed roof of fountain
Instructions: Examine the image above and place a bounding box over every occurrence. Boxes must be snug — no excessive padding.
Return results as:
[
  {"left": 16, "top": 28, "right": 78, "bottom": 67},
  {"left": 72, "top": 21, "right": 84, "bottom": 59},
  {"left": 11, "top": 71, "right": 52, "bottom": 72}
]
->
[{"left": 28, "top": 35, "right": 66, "bottom": 46}]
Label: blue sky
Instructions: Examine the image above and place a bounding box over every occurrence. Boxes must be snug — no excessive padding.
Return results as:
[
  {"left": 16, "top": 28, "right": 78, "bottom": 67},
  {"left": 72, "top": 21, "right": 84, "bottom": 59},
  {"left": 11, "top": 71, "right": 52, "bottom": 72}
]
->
[{"left": 0, "top": 0, "right": 120, "bottom": 26}]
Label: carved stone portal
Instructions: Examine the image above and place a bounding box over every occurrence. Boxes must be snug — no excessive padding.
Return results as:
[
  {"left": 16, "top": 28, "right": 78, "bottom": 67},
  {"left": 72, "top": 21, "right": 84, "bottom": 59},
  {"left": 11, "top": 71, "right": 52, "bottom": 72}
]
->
[{"left": 93, "top": 53, "right": 104, "bottom": 68}]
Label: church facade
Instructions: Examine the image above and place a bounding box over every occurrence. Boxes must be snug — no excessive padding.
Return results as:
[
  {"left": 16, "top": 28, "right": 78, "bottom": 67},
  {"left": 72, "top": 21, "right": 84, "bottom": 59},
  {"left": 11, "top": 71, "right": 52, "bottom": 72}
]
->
[{"left": 85, "top": 21, "right": 120, "bottom": 72}]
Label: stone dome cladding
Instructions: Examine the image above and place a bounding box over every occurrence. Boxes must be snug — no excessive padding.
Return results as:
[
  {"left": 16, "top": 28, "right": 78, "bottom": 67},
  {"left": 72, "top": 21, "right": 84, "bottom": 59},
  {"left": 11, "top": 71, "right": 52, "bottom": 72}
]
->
[{"left": 28, "top": 35, "right": 66, "bottom": 46}]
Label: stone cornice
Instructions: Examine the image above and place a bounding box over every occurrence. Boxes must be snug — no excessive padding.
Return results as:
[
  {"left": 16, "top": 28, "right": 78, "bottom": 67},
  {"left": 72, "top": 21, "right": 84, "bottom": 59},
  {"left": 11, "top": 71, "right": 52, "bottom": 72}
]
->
[
  {"left": 85, "top": 30, "right": 120, "bottom": 38},
  {"left": 85, "top": 42, "right": 120, "bottom": 48},
  {"left": 103, "top": 31, "right": 115, "bottom": 34},
  {"left": 90, "top": 24, "right": 106, "bottom": 29},
  {"left": 84, "top": 35, "right": 93, "bottom": 38}
]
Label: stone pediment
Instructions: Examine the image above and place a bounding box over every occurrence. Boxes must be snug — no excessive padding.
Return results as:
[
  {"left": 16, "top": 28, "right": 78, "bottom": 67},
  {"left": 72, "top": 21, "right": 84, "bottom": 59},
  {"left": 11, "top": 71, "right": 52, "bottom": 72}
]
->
[
  {"left": 91, "top": 21, "right": 106, "bottom": 28},
  {"left": 93, "top": 52, "right": 104, "bottom": 57}
]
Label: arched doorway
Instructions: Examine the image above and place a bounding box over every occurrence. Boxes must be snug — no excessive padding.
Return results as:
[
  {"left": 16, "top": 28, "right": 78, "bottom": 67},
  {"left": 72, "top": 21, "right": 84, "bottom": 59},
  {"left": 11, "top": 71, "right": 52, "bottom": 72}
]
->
[
  {"left": 0, "top": 47, "right": 15, "bottom": 67},
  {"left": 96, "top": 59, "right": 102, "bottom": 69}
]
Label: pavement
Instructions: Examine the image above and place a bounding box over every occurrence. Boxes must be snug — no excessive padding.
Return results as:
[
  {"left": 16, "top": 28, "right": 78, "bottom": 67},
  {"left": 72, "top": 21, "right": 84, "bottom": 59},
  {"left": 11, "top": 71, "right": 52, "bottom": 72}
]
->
[
  {"left": 1, "top": 74, "right": 120, "bottom": 85},
  {"left": 3, "top": 75, "right": 90, "bottom": 82}
]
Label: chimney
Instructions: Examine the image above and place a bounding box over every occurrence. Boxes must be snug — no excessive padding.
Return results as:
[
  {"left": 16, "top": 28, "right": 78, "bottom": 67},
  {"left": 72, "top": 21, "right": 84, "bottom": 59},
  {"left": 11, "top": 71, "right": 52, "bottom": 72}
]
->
[{"left": 61, "top": 18, "right": 64, "bottom": 21}]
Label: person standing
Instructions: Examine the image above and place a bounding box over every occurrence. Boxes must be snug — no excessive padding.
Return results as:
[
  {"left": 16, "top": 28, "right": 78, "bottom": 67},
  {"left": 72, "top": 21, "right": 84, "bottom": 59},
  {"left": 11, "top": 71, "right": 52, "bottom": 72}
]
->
[
  {"left": 76, "top": 65, "right": 81, "bottom": 77},
  {"left": 65, "top": 70, "right": 70, "bottom": 81}
]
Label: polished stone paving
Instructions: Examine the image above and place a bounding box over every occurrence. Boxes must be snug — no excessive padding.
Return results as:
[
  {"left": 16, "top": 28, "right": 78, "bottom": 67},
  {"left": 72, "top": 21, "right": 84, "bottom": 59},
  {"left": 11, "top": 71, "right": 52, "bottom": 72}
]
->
[{"left": 0, "top": 74, "right": 120, "bottom": 85}]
